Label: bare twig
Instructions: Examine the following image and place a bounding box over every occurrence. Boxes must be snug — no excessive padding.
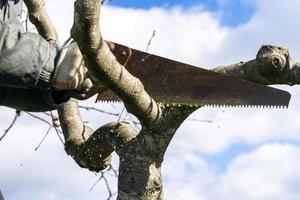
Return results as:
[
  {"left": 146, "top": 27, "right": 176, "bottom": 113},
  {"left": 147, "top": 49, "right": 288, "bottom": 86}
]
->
[
  {"left": 89, "top": 170, "right": 117, "bottom": 200},
  {"left": 89, "top": 173, "right": 104, "bottom": 192},
  {"left": 187, "top": 118, "right": 213, "bottom": 123},
  {"left": 79, "top": 106, "right": 119, "bottom": 116},
  {"left": 25, "top": 112, "right": 64, "bottom": 146},
  {"left": 50, "top": 111, "right": 64, "bottom": 145},
  {"left": 108, "top": 164, "right": 118, "bottom": 177},
  {"left": 146, "top": 30, "right": 156, "bottom": 52},
  {"left": 0, "top": 110, "right": 21, "bottom": 142},
  {"left": 25, "top": 112, "right": 52, "bottom": 126},
  {"left": 25, "top": 11, "right": 29, "bottom": 32},
  {"left": 103, "top": 174, "right": 116, "bottom": 200},
  {"left": 34, "top": 126, "right": 52, "bottom": 151},
  {"left": 41, "top": 112, "right": 52, "bottom": 117},
  {"left": 117, "top": 108, "right": 125, "bottom": 122}
]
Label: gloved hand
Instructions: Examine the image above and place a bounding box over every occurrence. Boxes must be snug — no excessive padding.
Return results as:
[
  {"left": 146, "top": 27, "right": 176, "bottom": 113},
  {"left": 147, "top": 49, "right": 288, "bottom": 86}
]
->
[{"left": 53, "top": 42, "right": 94, "bottom": 92}]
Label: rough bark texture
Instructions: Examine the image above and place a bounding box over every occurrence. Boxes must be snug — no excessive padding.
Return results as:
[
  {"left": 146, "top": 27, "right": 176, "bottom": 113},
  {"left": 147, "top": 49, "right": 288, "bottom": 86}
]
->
[
  {"left": 71, "top": 0, "right": 160, "bottom": 126},
  {"left": 24, "top": 0, "right": 59, "bottom": 45},
  {"left": 24, "top": 0, "right": 299, "bottom": 199}
]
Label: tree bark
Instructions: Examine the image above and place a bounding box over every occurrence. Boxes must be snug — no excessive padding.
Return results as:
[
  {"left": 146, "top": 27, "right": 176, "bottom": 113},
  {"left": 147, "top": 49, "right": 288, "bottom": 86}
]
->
[
  {"left": 212, "top": 45, "right": 300, "bottom": 85},
  {"left": 24, "top": 0, "right": 59, "bottom": 45},
  {"left": 70, "top": 0, "right": 200, "bottom": 198}
]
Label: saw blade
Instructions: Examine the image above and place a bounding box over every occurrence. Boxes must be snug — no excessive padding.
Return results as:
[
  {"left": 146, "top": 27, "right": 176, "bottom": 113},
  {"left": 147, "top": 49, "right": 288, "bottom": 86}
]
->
[{"left": 95, "top": 41, "right": 291, "bottom": 108}]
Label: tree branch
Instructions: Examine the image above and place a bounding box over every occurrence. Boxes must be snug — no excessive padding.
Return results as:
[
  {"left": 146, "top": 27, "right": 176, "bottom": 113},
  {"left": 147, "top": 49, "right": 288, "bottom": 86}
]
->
[
  {"left": 23, "top": 0, "right": 59, "bottom": 45},
  {"left": 212, "top": 45, "right": 300, "bottom": 85},
  {"left": 71, "top": 0, "right": 160, "bottom": 126},
  {"left": 58, "top": 99, "right": 137, "bottom": 171},
  {"left": 0, "top": 110, "right": 20, "bottom": 142}
]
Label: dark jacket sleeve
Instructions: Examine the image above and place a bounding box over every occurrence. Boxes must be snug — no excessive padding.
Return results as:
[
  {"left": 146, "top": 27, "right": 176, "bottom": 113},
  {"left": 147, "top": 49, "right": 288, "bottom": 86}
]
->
[
  {"left": 0, "top": 86, "right": 70, "bottom": 112},
  {"left": 0, "top": 189, "right": 4, "bottom": 200},
  {"left": 0, "top": 21, "right": 58, "bottom": 89}
]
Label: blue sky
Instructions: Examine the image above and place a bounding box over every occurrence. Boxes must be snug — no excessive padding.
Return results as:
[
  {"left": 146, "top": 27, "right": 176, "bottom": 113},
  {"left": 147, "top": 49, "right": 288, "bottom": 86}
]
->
[{"left": 106, "top": 0, "right": 255, "bottom": 26}]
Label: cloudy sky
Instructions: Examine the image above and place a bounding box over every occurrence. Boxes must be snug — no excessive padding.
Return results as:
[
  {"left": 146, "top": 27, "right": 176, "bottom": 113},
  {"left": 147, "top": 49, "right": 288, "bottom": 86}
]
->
[{"left": 1, "top": 0, "right": 300, "bottom": 199}]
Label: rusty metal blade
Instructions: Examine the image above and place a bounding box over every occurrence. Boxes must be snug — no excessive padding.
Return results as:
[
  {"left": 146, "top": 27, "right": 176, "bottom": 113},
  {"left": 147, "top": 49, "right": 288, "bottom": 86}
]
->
[{"left": 96, "top": 41, "right": 291, "bottom": 108}]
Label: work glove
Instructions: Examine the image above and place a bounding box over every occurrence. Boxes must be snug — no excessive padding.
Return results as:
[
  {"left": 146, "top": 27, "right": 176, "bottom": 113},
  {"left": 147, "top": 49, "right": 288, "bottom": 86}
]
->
[{"left": 53, "top": 42, "right": 94, "bottom": 92}]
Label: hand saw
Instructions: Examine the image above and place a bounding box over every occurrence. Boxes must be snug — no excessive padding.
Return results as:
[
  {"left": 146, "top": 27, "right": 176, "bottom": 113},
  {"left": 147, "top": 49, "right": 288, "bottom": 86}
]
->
[{"left": 93, "top": 41, "right": 291, "bottom": 108}]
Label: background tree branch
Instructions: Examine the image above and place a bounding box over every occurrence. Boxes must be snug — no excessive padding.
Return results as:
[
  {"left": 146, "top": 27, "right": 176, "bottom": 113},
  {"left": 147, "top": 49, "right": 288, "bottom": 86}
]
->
[{"left": 212, "top": 45, "right": 300, "bottom": 86}]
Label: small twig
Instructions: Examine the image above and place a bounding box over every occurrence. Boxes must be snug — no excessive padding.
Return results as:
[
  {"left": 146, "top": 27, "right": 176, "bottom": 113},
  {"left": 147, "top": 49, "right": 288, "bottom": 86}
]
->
[
  {"left": 26, "top": 112, "right": 52, "bottom": 126},
  {"left": 89, "top": 171, "right": 116, "bottom": 200},
  {"left": 34, "top": 126, "right": 52, "bottom": 151},
  {"left": 0, "top": 110, "right": 21, "bottom": 142},
  {"left": 79, "top": 106, "right": 119, "bottom": 116},
  {"left": 106, "top": 164, "right": 119, "bottom": 177},
  {"left": 103, "top": 174, "right": 115, "bottom": 200},
  {"left": 146, "top": 30, "right": 156, "bottom": 52},
  {"left": 26, "top": 111, "right": 64, "bottom": 146},
  {"left": 25, "top": 12, "right": 29, "bottom": 32},
  {"left": 109, "top": 164, "right": 118, "bottom": 177},
  {"left": 89, "top": 165, "right": 118, "bottom": 197},
  {"left": 187, "top": 118, "right": 213, "bottom": 123},
  {"left": 89, "top": 173, "right": 104, "bottom": 192},
  {"left": 50, "top": 111, "right": 64, "bottom": 145},
  {"left": 117, "top": 108, "right": 125, "bottom": 122},
  {"left": 121, "top": 112, "right": 140, "bottom": 132},
  {"left": 41, "top": 112, "right": 52, "bottom": 117}
]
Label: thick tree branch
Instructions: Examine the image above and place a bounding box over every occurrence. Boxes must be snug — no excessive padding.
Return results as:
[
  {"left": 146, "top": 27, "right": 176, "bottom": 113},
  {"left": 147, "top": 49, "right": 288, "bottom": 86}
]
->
[
  {"left": 135, "top": 104, "right": 199, "bottom": 160},
  {"left": 71, "top": 0, "right": 160, "bottom": 125},
  {"left": 213, "top": 45, "right": 300, "bottom": 85},
  {"left": 24, "top": 0, "right": 59, "bottom": 45},
  {"left": 58, "top": 99, "right": 137, "bottom": 171}
]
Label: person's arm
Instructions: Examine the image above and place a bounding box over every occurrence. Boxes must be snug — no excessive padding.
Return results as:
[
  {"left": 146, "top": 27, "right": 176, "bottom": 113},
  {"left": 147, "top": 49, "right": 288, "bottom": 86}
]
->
[
  {"left": 0, "top": 86, "right": 70, "bottom": 112},
  {"left": 0, "top": 21, "right": 57, "bottom": 89},
  {"left": 0, "top": 189, "right": 4, "bottom": 200}
]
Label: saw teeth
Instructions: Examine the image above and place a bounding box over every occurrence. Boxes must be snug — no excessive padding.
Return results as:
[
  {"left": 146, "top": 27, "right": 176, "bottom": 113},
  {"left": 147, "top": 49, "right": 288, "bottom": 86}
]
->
[
  {"left": 203, "top": 104, "right": 287, "bottom": 109},
  {"left": 97, "top": 100, "right": 122, "bottom": 104},
  {"left": 97, "top": 100, "right": 288, "bottom": 109}
]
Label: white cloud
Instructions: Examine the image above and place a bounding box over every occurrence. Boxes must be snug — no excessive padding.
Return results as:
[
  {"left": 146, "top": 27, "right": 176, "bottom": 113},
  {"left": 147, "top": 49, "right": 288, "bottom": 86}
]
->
[
  {"left": 164, "top": 143, "right": 300, "bottom": 200},
  {"left": 207, "top": 143, "right": 300, "bottom": 200},
  {"left": 0, "top": 120, "right": 119, "bottom": 200},
  {"left": 44, "top": 0, "right": 228, "bottom": 66},
  {"left": 100, "top": 5, "right": 228, "bottom": 67},
  {"left": 214, "top": 0, "right": 300, "bottom": 65}
]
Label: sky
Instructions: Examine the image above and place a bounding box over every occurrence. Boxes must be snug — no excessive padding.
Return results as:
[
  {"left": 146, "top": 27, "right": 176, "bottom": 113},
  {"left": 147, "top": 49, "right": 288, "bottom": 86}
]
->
[
  {"left": 107, "top": 0, "right": 255, "bottom": 26},
  {"left": 1, "top": 0, "right": 300, "bottom": 199}
]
